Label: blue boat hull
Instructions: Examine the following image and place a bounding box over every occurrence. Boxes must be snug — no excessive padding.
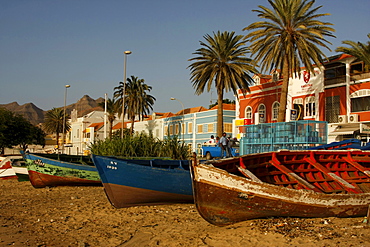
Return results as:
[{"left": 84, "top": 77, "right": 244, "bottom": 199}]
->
[{"left": 91, "top": 155, "right": 193, "bottom": 208}]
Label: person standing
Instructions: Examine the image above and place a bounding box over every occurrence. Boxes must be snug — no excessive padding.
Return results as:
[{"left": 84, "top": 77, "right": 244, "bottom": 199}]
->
[
  {"left": 219, "top": 132, "right": 230, "bottom": 158},
  {"left": 227, "top": 135, "right": 234, "bottom": 157}
]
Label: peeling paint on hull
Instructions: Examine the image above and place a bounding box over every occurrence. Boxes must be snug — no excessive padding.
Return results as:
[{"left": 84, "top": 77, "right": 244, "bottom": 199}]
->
[
  {"left": 28, "top": 170, "right": 101, "bottom": 188},
  {"left": 191, "top": 150, "right": 370, "bottom": 226},
  {"left": 24, "top": 153, "right": 101, "bottom": 188}
]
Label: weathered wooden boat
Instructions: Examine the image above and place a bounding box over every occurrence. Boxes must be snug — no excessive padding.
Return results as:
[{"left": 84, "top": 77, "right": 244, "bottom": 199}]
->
[
  {"left": 91, "top": 155, "right": 193, "bottom": 208},
  {"left": 0, "top": 155, "right": 18, "bottom": 180},
  {"left": 23, "top": 152, "right": 101, "bottom": 188},
  {"left": 10, "top": 155, "right": 29, "bottom": 181},
  {"left": 191, "top": 149, "right": 370, "bottom": 226}
]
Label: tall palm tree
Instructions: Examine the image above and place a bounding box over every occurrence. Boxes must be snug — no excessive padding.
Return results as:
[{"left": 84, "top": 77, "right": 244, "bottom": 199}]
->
[
  {"left": 243, "top": 0, "right": 335, "bottom": 122},
  {"left": 188, "top": 31, "right": 258, "bottom": 137},
  {"left": 42, "top": 107, "right": 70, "bottom": 150},
  {"left": 336, "top": 34, "right": 370, "bottom": 66},
  {"left": 125, "top": 76, "right": 156, "bottom": 133},
  {"left": 114, "top": 81, "right": 126, "bottom": 121},
  {"left": 98, "top": 97, "right": 119, "bottom": 138}
]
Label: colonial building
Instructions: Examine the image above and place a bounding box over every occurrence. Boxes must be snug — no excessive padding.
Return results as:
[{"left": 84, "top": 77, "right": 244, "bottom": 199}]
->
[
  {"left": 128, "top": 104, "right": 237, "bottom": 153},
  {"left": 68, "top": 110, "right": 111, "bottom": 155},
  {"left": 235, "top": 54, "right": 370, "bottom": 144}
]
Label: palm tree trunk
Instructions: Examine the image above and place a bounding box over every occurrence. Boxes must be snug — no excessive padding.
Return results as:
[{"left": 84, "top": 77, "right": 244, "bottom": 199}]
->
[
  {"left": 130, "top": 116, "right": 135, "bottom": 133},
  {"left": 278, "top": 55, "right": 290, "bottom": 122},
  {"left": 217, "top": 89, "right": 224, "bottom": 137},
  {"left": 56, "top": 130, "right": 60, "bottom": 152}
]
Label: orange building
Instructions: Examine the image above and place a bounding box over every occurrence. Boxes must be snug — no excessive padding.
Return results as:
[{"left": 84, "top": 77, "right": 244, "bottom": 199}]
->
[{"left": 236, "top": 54, "right": 370, "bottom": 143}]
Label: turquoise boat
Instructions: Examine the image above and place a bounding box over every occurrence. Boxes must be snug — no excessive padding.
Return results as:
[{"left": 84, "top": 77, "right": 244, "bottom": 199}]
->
[{"left": 22, "top": 152, "right": 101, "bottom": 188}]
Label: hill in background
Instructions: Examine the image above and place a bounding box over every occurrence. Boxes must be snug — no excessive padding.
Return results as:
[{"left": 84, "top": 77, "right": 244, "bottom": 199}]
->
[{"left": 0, "top": 95, "right": 104, "bottom": 125}]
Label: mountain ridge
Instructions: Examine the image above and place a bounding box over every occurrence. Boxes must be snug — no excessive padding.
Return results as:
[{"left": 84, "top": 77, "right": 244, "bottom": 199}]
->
[{"left": 0, "top": 95, "right": 105, "bottom": 125}]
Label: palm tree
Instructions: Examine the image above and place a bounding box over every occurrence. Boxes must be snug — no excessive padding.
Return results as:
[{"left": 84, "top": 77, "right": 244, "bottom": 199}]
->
[
  {"left": 188, "top": 31, "right": 258, "bottom": 137},
  {"left": 243, "top": 0, "right": 335, "bottom": 122},
  {"left": 43, "top": 107, "right": 70, "bottom": 151},
  {"left": 114, "top": 81, "right": 126, "bottom": 121},
  {"left": 336, "top": 34, "right": 370, "bottom": 66},
  {"left": 125, "top": 76, "right": 156, "bottom": 133},
  {"left": 98, "top": 98, "right": 119, "bottom": 138}
]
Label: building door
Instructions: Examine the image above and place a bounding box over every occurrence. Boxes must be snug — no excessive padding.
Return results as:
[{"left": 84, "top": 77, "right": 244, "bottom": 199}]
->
[{"left": 325, "top": 95, "right": 340, "bottom": 123}]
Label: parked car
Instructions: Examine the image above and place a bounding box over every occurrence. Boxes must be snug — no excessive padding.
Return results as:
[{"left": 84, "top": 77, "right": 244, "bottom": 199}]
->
[{"left": 201, "top": 143, "right": 239, "bottom": 160}]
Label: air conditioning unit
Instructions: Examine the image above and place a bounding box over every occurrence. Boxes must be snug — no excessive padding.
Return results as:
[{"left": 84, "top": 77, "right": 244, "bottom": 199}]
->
[
  {"left": 348, "top": 114, "right": 359, "bottom": 123},
  {"left": 338, "top": 115, "right": 347, "bottom": 124}
]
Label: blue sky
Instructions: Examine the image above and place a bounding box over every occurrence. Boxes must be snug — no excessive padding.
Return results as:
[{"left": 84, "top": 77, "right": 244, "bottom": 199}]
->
[{"left": 1, "top": 0, "right": 369, "bottom": 113}]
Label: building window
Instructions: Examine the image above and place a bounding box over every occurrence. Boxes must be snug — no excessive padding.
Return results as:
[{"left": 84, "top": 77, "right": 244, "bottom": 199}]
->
[
  {"left": 324, "top": 63, "right": 345, "bottom": 79},
  {"left": 181, "top": 123, "right": 185, "bottom": 134},
  {"left": 305, "top": 97, "right": 316, "bottom": 117},
  {"left": 293, "top": 98, "right": 304, "bottom": 120},
  {"left": 164, "top": 126, "right": 168, "bottom": 136},
  {"left": 351, "top": 61, "right": 369, "bottom": 74},
  {"left": 208, "top": 123, "right": 214, "bottom": 133},
  {"left": 197, "top": 124, "right": 203, "bottom": 133},
  {"left": 188, "top": 122, "right": 192, "bottom": 134},
  {"left": 272, "top": 102, "right": 280, "bottom": 120},
  {"left": 175, "top": 124, "right": 179, "bottom": 135},
  {"left": 351, "top": 89, "right": 370, "bottom": 112},
  {"left": 224, "top": 123, "right": 232, "bottom": 133},
  {"left": 258, "top": 104, "right": 266, "bottom": 123},
  {"left": 245, "top": 106, "right": 252, "bottom": 119},
  {"left": 169, "top": 124, "right": 174, "bottom": 135}
]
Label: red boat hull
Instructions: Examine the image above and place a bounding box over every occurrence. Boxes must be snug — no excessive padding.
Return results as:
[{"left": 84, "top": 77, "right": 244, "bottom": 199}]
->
[
  {"left": 28, "top": 170, "right": 101, "bottom": 188},
  {"left": 192, "top": 165, "right": 370, "bottom": 226},
  {"left": 191, "top": 150, "right": 370, "bottom": 226}
]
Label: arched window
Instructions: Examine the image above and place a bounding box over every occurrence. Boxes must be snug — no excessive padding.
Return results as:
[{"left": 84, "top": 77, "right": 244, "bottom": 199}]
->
[
  {"left": 245, "top": 106, "right": 252, "bottom": 119},
  {"left": 258, "top": 104, "right": 266, "bottom": 123},
  {"left": 272, "top": 102, "right": 280, "bottom": 120}
]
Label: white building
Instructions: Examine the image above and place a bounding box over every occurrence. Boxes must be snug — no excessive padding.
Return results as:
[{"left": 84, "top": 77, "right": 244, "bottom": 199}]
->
[{"left": 67, "top": 110, "right": 107, "bottom": 155}]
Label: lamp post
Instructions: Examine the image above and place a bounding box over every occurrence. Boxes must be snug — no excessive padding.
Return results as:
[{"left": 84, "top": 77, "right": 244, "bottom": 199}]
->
[
  {"left": 121, "top": 50, "right": 132, "bottom": 138},
  {"left": 170, "top": 97, "right": 185, "bottom": 142},
  {"left": 104, "top": 93, "right": 107, "bottom": 139},
  {"left": 62, "top": 84, "right": 70, "bottom": 154}
]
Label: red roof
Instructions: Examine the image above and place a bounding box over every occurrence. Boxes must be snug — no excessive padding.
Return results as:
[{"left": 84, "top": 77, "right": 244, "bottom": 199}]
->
[
  {"left": 210, "top": 104, "right": 236, "bottom": 110},
  {"left": 112, "top": 122, "right": 129, "bottom": 130},
  {"left": 88, "top": 122, "right": 104, "bottom": 131}
]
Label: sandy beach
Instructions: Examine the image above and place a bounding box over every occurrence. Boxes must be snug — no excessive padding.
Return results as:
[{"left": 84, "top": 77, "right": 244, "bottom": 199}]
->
[{"left": 1, "top": 179, "right": 369, "bottom": 247}]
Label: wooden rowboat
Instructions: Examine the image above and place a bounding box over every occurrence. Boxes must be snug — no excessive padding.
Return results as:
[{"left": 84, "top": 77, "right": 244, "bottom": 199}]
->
[
  {"left": 0, "top": 155, "right": 19, "bottom": 180},
  {"left": 10, "top": 155, "right": 29, "bottom": 181},
  {"left": 23, "top": 152, "right": 101, "bottom": 188},
  {"left": 91, "top": 155, "right": 193, "bottom": 208},
  {"left": 191, "top": 149, "right": 370, "bottom": 226}
]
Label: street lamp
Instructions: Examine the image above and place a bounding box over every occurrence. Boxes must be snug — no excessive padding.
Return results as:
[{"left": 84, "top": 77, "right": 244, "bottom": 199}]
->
[
  {"left": 170, "top": 97, "right": 185, "bottom": 142},
  {"left": 62, "top": 84, "right": 70, "bottom": 154},
  {"left": 121, "top": 50, "right": 132, "bottom": 138}
]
